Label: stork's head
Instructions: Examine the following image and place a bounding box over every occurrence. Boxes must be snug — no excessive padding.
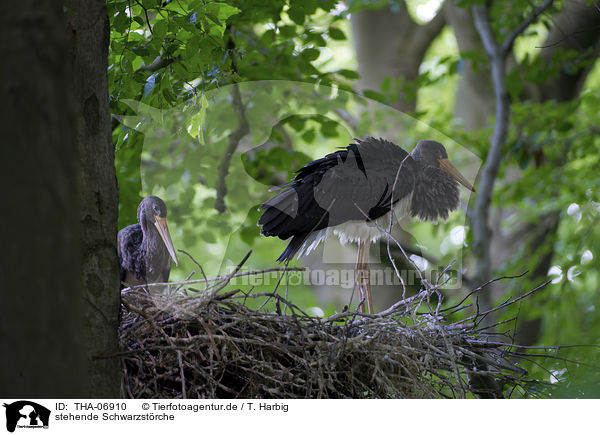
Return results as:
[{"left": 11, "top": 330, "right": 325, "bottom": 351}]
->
[
  {"left": 411, "top": 140, "right": 475, "bottom": 192},
  {"left": 138, "top": 195, "right": 179, "bottom": 266},
  {"left": 138, "top": 195, "right": 168, "bottom": 221}
]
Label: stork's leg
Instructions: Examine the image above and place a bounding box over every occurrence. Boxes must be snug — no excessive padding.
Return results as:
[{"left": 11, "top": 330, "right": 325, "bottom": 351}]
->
[
  {"left": 363, "top": 242, "right": 374, "bottom": 314},
  {"left": 356, "top": 241, "right": 367, "bottom": 313},
  {"left": 356, "top": 240, "right": 374, "bottom": 313}
]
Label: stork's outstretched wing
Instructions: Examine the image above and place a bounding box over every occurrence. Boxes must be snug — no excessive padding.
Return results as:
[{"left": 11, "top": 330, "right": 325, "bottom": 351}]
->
[{"left": 258, "top": 137, "right": 416, "bottom": 261}]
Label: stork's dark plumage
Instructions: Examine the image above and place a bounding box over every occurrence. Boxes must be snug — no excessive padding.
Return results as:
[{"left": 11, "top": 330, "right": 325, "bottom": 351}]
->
[
  {"left": 258, "top": 137, "right": 475, "bottom": 312},
  {"left": 118, "top": 196, "right": 178, "bottom": 289}
]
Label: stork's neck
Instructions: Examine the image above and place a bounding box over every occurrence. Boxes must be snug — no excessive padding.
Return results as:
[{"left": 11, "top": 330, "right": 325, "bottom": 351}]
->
[
  {"left": 142, "top": 226, "right": 166, "bottom": 255},
  {"left": 140, "top": 220, "right": 170, "bottom": 277}
]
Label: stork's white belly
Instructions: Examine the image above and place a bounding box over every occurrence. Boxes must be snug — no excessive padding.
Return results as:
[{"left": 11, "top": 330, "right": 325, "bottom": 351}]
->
[{"left": 297, "top": 195, "right": 411, "bottom": 257}]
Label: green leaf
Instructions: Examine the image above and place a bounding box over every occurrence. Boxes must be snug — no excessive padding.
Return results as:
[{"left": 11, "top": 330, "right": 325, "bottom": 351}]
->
[
  {"left": 206, "top": 2, "right": 241, "bottom": 21},
  {"left": 362, "top": 89, "right": 385, "bottom": 103},
  {"left": 320, "top": 120, "right": 339, "bottom": 138},
  {"left": 113, "top": 12, "right": 130, "bottom": 33},
  {"left": 203, "top": 17, "right": 226, "bottom": 37},
  {"left": 240, "top": 225, "right": 258, "bottom": 246},
  {"left": 286, "top": 115, "right": 305, "bottom": 132},
  {"left": 301, "top": 128, "right": 316, "bottom": 143},
  {"left": 133, "top": 16, "right": 146, "bottom": 27},
  {"left": 306, "top": 31, "right": 326, "bottom": 47},
  {"left": 336, "top": 69, "right": 359, "bottom": 79},
  {"left": 506, "top": 69, "right": 523, "bottom": 100},
  {"left": 555, "top": 120, "right": 573, "bottom": 132},
  {"left": 185, "top": 35, "right": 200, "bottom": 58},
  {"left": 301, "top": 48, "right": 320, "bottom": 62},
  {"left": 279, "top": 25, "right": 297, "bottom": 38},
  {"left": 201, "top": 231, "right": 217, "bottom": 244},
  {"left": 153, "top": 20, "right": 168, "bottom": 39},
  {"left": 381, "top": 76, "right": 391, "bottom": 92},
  {"left": 260, "top": 29, "right": 276, "bottom": 44},
  {"left": 287, "top": 5, "right": 306, "bottom": 25},
  {"left": 328, "top": 26, "right": 346, "bottom": 40}
]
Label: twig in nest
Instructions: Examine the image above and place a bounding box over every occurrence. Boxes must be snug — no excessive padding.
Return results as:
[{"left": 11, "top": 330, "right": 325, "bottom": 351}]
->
[{"left": 210, "top": 250, "right": 252, "bottom": 295}]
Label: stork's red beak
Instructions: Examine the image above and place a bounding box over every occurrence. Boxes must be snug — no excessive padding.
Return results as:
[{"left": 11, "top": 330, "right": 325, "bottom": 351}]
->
[
  {"left": 438, "top": 158, "right": 476, "bottom": 192},
  {"left": 154, "top": 216, "right": 179, "bottom": 266}
]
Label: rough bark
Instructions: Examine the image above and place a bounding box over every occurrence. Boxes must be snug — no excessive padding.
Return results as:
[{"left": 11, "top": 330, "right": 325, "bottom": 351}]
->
[
  {"left": 0, "top": 1, "right": 87, "bottom": 397},
  {"left": 65, "top": 0, "right": 122, "bottom": 397},
  {"left": 351, "top": 1, "right": 446, "bottom": 112}
]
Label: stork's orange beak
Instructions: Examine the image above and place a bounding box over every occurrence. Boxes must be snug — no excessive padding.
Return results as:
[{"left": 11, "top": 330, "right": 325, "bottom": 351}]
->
[
  {"left": 438, "top": 158, "right": 476, "bottom": 192},
  {"left": 154, "top": 216, "right": 179, "bottom": 266}
]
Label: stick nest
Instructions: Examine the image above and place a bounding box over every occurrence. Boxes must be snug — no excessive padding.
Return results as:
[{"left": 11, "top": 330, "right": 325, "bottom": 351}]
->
[{"left": 119, "top": 269, "right": 549, "bottom": 399}]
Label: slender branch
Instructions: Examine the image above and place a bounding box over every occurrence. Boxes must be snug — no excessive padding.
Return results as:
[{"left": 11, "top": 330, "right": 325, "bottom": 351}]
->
[
  {"left": 178, "top": 249, "right": 208, "bottom": 290},
  {"left": 469, "top": 3, "right": 554, "bottom": 320},
  {"left": 386, "top": 243, "right": 439, "bottom": 266},
  {"left": 472, "top": 5, "right": 501, "bottom": 58},
  {"left": 210, "top": 250, "right": 251, "bottom": 295},
  {"left": 469, "top": 2, "right": 555, "bottom": 290},
  {"left": 214, "top": 81, "right": 249, "bottom": 213},
  {"left": 134, "top": 0, "right": 153, "bottom": 34},
  {"left": 135, "top": 55, "right": 179, "bottom": 73},
  {"left": 469, "top": 5, "right": 511, "bottom": 291},
  {"left": 214, "top": 33, "right": 249, "bottom": 213},
  {"left": 501, "top": 0, "right": 554, "bottom": 55}
]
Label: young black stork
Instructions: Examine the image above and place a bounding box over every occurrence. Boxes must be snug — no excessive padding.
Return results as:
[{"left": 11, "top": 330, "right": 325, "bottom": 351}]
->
[
  {"left": 118, "top": 196, "right": 178, "bottom": 289},
  {"left": 258, "top": 137, "right": 475, "bottom": 313}
]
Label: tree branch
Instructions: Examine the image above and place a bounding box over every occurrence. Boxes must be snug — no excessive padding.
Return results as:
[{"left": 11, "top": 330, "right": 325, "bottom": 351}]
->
[
  {"left": 214, "top": 82, "right": 249, "bottom": 213},
  {"left": 134, "top": 0, "right": 153, "bottom": 34},
  {"left": 470, "top": 5, "right": 510, "bottom": 292},
  {"left": 501, "top": 0, "right": 554, "bottom": 55},
  {"left": 135, "top": 55, "right": 179, "bottom": 73},
  {"left": 469, "top": 1, "right": 556, "bottom": 294},
  {"left": 472, "top": 5, "right": 501, "bottom": 58}
]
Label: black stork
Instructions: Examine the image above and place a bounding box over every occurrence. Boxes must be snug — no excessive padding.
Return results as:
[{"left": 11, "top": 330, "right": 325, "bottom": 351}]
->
[
  {"left": 258, "top": 137, "right": 475, "bottom": 313},
  {"left": 118, "top": 196, "right": 178, "bottom": 289}
]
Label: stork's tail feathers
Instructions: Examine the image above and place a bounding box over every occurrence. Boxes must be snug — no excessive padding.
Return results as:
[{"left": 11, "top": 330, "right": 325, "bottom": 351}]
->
[
  {"left": 258, "top": 198, "right": 308, "bottom": 262},
  {"left": 276, "top": 233, "right": 309, "bottom": 262}
]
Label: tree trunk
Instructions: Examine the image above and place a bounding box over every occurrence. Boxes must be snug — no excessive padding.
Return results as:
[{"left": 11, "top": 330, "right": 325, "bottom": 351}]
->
[
  {"left": 65, "top": 0, "right": 122, "bottom": 397},
  {"left": 0, "top": 0, "right": 87, "bottom": 397},
  {"left": 351, "top": 1, "right": 446, "bottom": 112},
  {"left": 444, "top": 1, "right": 494, "bottom": 129}
]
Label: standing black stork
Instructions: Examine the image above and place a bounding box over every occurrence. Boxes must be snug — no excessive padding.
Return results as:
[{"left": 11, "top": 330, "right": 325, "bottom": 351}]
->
[
  {"left": 258, "top": 137, "right": 475, "bottom": 313},
  {"left": 118, "top": 196, "right": 178, "bottom": 289}
]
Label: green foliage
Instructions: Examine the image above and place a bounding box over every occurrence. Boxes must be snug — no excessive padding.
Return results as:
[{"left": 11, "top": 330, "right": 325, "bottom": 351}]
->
[
  {"left": 108, "top": 0, "right": 600, "bottom": 397},
  {"left": 108, "top": 0, "right": 356, "bottom": 218}
]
